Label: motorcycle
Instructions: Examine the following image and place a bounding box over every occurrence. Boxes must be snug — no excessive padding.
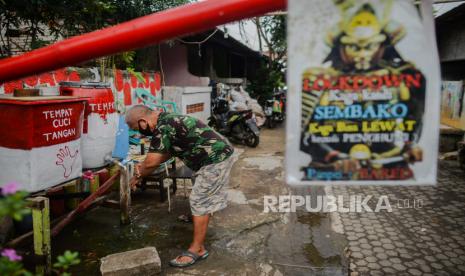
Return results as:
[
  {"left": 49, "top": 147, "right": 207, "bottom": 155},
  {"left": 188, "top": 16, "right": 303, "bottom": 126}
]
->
[
  {"left": 264, "top": 91, "right": 286, "bottom": 129},
  {"left": 208, "top": 97, "right": 260, "bottom": 147}
]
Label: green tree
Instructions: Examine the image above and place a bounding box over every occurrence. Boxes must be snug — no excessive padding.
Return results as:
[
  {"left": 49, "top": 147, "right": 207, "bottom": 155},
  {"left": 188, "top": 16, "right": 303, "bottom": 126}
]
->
[
  {"left": 249, "top": 15, "right": 287, "bottom": 103},
  {"left": 0, "top": 182, "right": 81, "bottom": 275},
  {"left": 0, "top": 0, "right": 193, "bottom": 58},
  {"left": 255, "top": 15, "right": 286, "bottom": 63}
]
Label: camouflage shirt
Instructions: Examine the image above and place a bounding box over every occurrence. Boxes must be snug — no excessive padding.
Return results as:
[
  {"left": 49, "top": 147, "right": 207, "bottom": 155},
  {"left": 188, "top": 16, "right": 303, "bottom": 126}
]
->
[{"left": 149, "top": 113, "right": 234, "bottom": 171}]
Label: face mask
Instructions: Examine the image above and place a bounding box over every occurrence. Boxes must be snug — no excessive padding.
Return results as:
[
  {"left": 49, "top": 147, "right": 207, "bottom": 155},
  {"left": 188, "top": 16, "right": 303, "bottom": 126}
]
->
[{"left": 138, "top": 120, "right": 153, "bottom": 136}]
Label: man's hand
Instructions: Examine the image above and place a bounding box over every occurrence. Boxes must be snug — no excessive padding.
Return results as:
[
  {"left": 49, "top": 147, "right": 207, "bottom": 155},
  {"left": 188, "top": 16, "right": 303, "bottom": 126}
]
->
[
  {"left": 129, "top": 176, "right": 140, "bottom": 191},
  {"left": 137, "top": 152, "right": 170, "bottom": 177},
  {"left": 128, "top": 153, "right": 169, "bottom": 192}
]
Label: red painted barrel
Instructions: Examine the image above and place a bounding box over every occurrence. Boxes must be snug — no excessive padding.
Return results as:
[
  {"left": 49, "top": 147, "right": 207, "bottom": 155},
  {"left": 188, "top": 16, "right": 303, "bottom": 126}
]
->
[
  {"left": 59, "top": 82, "right": 118, "bottom": 169},
  {"left": 0, "top": 96, "right": 86, "bottom": 192}
]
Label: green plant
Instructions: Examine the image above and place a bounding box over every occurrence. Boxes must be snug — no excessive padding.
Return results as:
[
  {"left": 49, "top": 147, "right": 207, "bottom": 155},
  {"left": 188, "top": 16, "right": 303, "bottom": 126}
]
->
[
  {"left": 0, "top": 248, "right": 81, "bottom": 276},
  {"left": 53, "top": 251, "right": 81, "bottom": 275},
  {"left": 249, "top": 59, "right": 284, "bottom": 105},
  {"left": 0, "top": 251, "right": 32, "bottom": 276},
  {"left": 0, "top": 182, "right": 30, "bottom": 221},
  {"left": 1, "top": 182, "right": 80, "bottom": 276}
]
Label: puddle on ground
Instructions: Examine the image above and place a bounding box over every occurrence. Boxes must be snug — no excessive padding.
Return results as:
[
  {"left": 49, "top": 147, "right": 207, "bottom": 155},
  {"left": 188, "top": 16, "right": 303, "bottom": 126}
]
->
[
  {"left": 303, "top": 243, "right": 341, "bottom": 268},
  {"left": 51, "top": 191, "right": 347, "bottom": 276},
  {"left": 52, "top": 190, "right": 198, "bottom": 275},
  {"left": 263, "top": 211, "right": 346, "bottom": 276},
  {"left": 297, "top": 212, "right": 326, "bottom": 227}
]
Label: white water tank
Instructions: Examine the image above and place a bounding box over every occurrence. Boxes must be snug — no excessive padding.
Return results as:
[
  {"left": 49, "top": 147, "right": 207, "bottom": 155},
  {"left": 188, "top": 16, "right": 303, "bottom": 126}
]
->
[{"left": 60, "top": 82, "right": 118, "bottom": 169}]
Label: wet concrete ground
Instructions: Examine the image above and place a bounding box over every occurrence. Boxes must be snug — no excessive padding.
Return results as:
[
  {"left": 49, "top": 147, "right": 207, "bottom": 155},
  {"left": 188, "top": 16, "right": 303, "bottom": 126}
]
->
[
  {"left": 54, "top": 125, "right": 465, "bottom": 275},
  {"left": 54, "top": 125, "right": 348, "bottom": 275}
]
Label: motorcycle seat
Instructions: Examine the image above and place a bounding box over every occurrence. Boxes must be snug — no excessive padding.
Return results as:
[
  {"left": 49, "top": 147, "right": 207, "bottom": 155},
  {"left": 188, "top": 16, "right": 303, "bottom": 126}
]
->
[{"left": 228, "top": 110, "right": 251, "bottom": 116}]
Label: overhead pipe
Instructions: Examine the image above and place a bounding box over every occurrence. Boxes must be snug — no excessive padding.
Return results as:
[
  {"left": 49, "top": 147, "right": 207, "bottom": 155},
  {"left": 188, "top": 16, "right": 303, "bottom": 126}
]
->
[{"left": 0, "top": 0, "right": 286, "bottom": 82}]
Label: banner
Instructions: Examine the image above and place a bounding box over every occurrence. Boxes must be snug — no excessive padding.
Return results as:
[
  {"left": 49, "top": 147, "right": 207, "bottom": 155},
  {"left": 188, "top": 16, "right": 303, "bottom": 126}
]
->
[
  {"left": 441, "top": 81, "right": 464, "bottom": 120},
  {"left": 286, "top": 0, "right": 441, "bottom": 185}
]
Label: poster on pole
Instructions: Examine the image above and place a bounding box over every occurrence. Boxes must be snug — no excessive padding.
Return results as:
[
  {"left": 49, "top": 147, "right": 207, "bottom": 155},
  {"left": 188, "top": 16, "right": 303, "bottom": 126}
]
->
[{"left": 286, "top": 0, "right": 441, "bottom": 185}]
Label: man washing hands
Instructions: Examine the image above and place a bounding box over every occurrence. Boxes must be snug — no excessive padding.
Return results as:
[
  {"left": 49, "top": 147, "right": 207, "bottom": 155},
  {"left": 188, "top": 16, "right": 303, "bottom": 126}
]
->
[{"left": 125, "top": 105, "right": 235, "bottom": 268}]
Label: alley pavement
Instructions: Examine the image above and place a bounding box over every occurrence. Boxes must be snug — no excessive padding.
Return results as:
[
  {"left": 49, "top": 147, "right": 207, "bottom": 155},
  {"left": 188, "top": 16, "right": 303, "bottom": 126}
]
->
[
  {"left": 56, "top": 125, "right": 465, "bottom": 275},
  {"left": 331, "top": 160, "right": 465, "bottom": 276}
]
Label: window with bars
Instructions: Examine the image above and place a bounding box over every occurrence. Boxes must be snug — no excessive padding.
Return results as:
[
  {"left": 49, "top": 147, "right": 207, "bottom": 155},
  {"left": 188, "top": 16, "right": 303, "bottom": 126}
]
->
[{"left": 186, "top": 103, "right": 204, "bottom": 114}]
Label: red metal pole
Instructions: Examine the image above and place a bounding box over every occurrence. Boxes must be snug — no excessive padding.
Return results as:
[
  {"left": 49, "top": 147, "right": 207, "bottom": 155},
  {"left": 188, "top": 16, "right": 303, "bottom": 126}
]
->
[
  {"left": 0, "top": 0, "right": 286, "bottom": 82},
  {"left": 51, "top": 171, "right": 120, "bottom": 236}
]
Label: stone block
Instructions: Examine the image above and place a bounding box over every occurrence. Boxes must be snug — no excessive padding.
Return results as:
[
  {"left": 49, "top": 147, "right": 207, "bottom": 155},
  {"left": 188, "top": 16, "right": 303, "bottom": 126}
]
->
[{"left": 100, "top": 247, "right": 161, "bottom": 276}]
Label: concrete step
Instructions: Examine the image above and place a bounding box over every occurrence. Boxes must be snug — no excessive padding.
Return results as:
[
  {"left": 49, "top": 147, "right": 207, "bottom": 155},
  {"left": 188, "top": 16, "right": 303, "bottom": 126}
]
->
[{"left": 100, "top": 247, "right": 161, "bottom": 276}]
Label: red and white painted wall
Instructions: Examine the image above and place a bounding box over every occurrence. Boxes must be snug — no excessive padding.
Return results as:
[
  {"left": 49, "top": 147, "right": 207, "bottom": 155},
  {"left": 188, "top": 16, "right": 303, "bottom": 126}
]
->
[
  {"left": 0, "top": 68, "right": 81, "bottom": 94},
  {"left": 0, "top": 67, "right": 162, "bottom": 110},
  {"left": 112, "top": 69, "right": 162, "bottom": 108}
]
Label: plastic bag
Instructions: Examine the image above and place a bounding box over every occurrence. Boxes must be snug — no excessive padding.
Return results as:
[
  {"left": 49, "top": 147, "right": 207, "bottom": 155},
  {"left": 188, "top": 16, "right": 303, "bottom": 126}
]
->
[
  {"left": 230, "top": 102, "right": 248, "bottom": 111},
  {"left": 231, "top": 89, "right": 247, "bottom": 104}
]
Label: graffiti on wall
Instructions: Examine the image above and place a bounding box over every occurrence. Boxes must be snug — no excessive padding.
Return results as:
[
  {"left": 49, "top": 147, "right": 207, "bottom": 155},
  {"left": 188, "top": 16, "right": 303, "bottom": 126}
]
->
[
  {"left": 113, "top": 69, "right": 162, "bottom": 107},
  {"left": 0, "top": 68, "right": 162, "bottom": 109},
  {"left": 0, "top": 69, "right": 81, "bottom": 94}
]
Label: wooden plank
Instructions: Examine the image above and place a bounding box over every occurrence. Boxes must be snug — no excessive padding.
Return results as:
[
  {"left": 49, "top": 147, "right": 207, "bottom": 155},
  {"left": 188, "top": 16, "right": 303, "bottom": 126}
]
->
[
  {"left": 441, "top": 114, "right": 465, "bottom": 131},
  {"left": 440, "top": 123, "right": 465, "bottom": 135},
  {"left": 119, "top": 166, "right": 131, "bottom": 225},
  {"left": 63, "top": 180, "right": 80, "bottom": 210},
  {"left": 6, "top": 215, "right": 65, "bottom": 248},
  {"left": 30, "top": 196, "right": 51, "bottom": 275},
  {"left": 109, "top": 164, "right": 120, "bottom": 190}
]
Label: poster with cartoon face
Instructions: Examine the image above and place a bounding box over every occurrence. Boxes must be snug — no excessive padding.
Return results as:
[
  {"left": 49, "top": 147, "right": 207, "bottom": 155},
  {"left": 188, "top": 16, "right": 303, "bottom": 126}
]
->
[{"left": 286, "top": 0, "right": 441, "bottom": 185}]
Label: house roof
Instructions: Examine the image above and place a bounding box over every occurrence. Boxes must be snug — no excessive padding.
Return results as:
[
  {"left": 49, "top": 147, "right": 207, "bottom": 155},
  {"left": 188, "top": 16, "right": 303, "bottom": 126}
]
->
[
  {"left": 179, "top": 29, "right": 263, "bottom": 59},
  {"left": 436, "top": 3, "right": 465, "bottom": 27}
]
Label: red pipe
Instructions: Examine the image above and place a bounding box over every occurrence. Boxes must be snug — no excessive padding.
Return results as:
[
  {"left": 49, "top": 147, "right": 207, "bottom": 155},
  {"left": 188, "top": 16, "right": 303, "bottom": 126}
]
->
[
  {"left": 0, "top": 0, "right": 286, "bottom": 82},
  {"left": 51, "top": 171, "right": 120, "bottom": 236}
]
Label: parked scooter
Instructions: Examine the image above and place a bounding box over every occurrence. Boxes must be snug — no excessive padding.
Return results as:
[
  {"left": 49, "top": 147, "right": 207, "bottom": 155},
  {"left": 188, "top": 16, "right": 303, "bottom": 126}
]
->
[
  {"left": 264, "top": 91, "right": 286, "bottom": 128},
  {"left": 208, "top": 97, "right": 260, "bottom": 147}
]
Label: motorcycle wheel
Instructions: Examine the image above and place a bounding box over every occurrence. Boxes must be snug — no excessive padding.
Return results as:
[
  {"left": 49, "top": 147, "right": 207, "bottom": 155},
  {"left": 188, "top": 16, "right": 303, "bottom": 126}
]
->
[
  {"left": 209, "top": 119, "right": 222, "bottom": 132},
  {"left": 267, "top": 118, "right": 275, "bottom": 129},
  {"left": 245, "top": 130, "right": 259, "bottom": 148}
]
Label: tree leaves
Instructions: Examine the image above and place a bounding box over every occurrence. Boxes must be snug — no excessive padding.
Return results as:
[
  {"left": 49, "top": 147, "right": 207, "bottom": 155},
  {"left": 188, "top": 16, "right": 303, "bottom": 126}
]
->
[
  {"left": 250, "top": 15, "right": 287, "bottom": 103},
  {"left": 0, "top": 0, "right": 193, "bottom": 57}
]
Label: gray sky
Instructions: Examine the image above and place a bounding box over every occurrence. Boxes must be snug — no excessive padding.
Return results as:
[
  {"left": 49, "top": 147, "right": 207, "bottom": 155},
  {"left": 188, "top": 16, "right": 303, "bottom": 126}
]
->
[{"left": 220, "top": 1, "right": 465, "bottom": 53}]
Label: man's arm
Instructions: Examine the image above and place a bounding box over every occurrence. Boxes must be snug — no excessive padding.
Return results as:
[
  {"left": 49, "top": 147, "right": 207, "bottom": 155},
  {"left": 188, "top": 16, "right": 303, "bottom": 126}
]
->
[
  {"left": 139, "top": 152, "right": 171, "bottom": 177},
  {"left": 130, "top": 152, "right": 171, "bottom": 190}
]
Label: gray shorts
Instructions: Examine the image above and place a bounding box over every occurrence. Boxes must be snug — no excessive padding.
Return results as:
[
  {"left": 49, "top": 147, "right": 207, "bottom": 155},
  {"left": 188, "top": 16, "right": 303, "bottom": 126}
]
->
[{"left": 189, "top": 156, "right": 236, "bottom": 216}]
